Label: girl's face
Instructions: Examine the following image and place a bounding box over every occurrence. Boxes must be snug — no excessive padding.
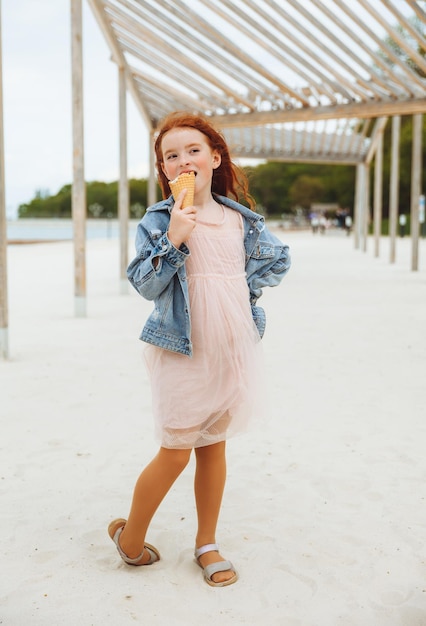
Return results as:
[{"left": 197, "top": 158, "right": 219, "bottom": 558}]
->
[{"left": 161, "top": 127, "right": 221, "bottom": 199}]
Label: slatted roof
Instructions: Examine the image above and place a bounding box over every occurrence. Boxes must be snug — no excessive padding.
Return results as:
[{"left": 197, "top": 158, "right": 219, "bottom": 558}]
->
[
  {"left": 223, "top": 119, "right": 374, "bottom": 164},
  {"left": 87, "top": 0, "right": 426, "bottom": 163}
]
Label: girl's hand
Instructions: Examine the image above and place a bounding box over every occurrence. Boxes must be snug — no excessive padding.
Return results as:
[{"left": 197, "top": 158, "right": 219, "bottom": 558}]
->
[{"left": 167, "top": 190, "right": 197, "bottom": 248}]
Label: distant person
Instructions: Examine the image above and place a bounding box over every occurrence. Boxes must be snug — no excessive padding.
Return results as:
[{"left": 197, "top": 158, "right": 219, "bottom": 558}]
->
[
  {"left": 399, "top": 213, "right": 407, "bottom": 238},
  {"left": 311, "top": 213, "right": 319, "bottom": 234},
  {"left": 107, "top": 112, "right": 291, "bottom": 587},
  {"left": 345, "top": 214, "right": 353, "bottom": 235},
  {"left": 319, "top": 214, "right": 327, "bottom": 234},
  {"left": 336, "top": 208, "right": 345, "bottom": 229}
]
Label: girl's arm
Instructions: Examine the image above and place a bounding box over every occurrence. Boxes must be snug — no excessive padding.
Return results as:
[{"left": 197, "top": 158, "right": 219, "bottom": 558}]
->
[
  {"left": 246, "top": 229, "right": 291, "bottom": 304},
  {"left": 127, "top": 222, "right": 189, "bottom": 301},
  {"left": 128, "top": 191, "right": 196, "bottom": 301}
]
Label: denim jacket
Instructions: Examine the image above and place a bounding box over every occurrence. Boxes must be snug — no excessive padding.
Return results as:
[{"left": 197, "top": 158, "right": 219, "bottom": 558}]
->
[{"left": 127, "top": 194, "right": 291, "bottom": 356}]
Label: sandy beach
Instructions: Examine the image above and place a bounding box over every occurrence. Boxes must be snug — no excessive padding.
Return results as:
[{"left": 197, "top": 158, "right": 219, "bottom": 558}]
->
[{"left": 1, "top": 229, "right": 425, "bottom": 626}]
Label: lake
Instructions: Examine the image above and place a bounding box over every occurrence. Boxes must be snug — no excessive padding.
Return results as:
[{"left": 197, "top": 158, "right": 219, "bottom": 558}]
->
[{"left": 6, "top": 218, "right": 138, "bottom": 242}]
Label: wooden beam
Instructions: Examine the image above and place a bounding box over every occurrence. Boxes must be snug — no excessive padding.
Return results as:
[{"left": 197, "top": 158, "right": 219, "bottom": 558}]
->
[
  {"left": 347, "top": 120, "right": 362, "bottom": 154},
  {"left": 319, "top": 120, "right": 329, "bottom": 153},
  {"left": 331, "top": 0, "right": 425, "bottom": 93},
  {"left": 230, "top": 151, "right": 362, "bottom": 166},
  {"left": 0, "top": 0, "right": 8, "bottom": 359},
  {"left": 261, "top": 0, "right": 380, "bottom": 102},
  {"left": 225, "top": 121, "right": 371, "bottom": 164},
  {"left": 357, "top": 0, "right": 426, "bottom": 78},
  {"left": 103, "top": 0, "right": 262, "bottom": 110},
  {"left": 87, "top": 0, "right": 154, "bottom": 130},
  {"left": 353, "top": 162, "right": 370, "bottom": 252},
  {"left": 354, "top": 163, "right": 363, "bottom": 249},
  {"left": 354, "top": 163, "right": 370, "bottom": 252},
  {"left": 365, "top": 117, "right": 388, "bottom": 165},
  {"left": 176, "top": 0, "right": 310, "bottom": 106},
  {"left": 362, "top": 163, "right": 371, "bottom": 253},
  {"left": 71, "top": 0, "right": 86, "bottom": 317},
  {"left": 132, "top": 71, "right": 216, "bottom": 115},
  {"left": 118, "top": 66, "right": 128, "bottom": 294},
  {"left": 108, "top": 10, "right": 256, "bottom": 113},
  {"left": 389, "top": 116, "right": 401, "bottom": 264},
  {"left": 411, "top": 114, "right": 422, "bottom": 271},
  {"left": 383, "top": 0, "right": 426, "bottom": 56},
  {"left": 407, "top": 0, "right": 426, "bottom": 23},
  {"left": 373, "top": 132, "right": 384, "bottom": 258},
  {"left": 280, "top": 0, "right": 405, "bottom": 99},
  {"left": 210, "top": 99, "right": 426, "bottom": 128},
  {"left": 217, "top": 0, "right": 345, "bottom": 103},
  {"left": 112, "top": 0, "right": 269, "bottom": 105}
]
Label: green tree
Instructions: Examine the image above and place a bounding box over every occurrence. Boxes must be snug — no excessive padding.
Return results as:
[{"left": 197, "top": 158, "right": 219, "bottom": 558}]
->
[
  {"left": 130, "top": 178, "right": 148, "bottom": 206},
  {"left": 18, "top": 178, "right": 151, "bottom": 218},
  {"left": 86, "top": 181, "right": 117, "bottom": 215},
  {"left": 18, "top": 184, "right": 72, "bottom": 218},
  {"left": 289, "top": 175, "right": 325, "bottom": 209},
  {"left": 245, "top": 162, "right": 290, "bottom": 215},
  {"left": 245, "top": 162, "right": 355, "bottom": 216}
]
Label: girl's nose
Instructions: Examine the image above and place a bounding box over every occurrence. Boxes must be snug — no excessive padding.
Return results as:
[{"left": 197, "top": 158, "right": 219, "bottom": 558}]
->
[{"left": 178, "top": 153, "right": 190, "bottom": 166}]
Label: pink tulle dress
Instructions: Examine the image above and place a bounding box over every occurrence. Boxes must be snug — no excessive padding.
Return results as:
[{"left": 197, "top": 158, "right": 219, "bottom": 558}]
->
[{"left": 144, "top": 205, "right": 262, "bottom": 449}]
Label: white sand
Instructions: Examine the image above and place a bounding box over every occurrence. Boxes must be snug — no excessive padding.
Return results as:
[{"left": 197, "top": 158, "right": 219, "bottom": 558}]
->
[{"left": 1, "top": 230, "right": 425, "bottom": 626}]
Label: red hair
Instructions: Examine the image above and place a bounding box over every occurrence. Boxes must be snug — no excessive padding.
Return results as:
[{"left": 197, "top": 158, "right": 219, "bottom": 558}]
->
[{"left": 154, "top": 112, "right": 255, "bottom": 210}]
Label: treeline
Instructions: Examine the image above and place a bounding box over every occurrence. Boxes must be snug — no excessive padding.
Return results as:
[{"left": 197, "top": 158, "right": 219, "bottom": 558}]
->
[
  {"left": 18, "top": 179, "right": 150, "bottom": 219},
  {"left": 18, "top": 115, "right": 426, "bottom": 219}
]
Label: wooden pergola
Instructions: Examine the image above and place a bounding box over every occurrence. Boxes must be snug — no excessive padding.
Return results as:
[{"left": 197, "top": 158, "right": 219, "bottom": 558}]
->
[{"left": 1, "top": 0, "right": 425, "bottom": 358}]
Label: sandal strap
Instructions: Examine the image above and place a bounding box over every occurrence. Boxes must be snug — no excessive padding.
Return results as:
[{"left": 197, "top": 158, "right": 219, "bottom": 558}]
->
[
  {"left": 113, "top": 527, "right": 146, "bottom": 564},
  {"left": 109, "top": 519, "right": 160, "bottom": 565},
  {"left": 194, "top": 543, "right": 219, "bottom": 559},
  {"left": 142, "top": 544, "right": 160, "bottom": 565},
  {"left": 203, "top": 560, "right": 235, "bottom": 583}
]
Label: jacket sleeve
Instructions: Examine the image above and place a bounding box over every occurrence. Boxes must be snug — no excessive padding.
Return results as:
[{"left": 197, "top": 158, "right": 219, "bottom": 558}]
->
[
  {"left": 246, "top": 228, "right": 291, "bottom": 305},
  {"left": 127, "top": 221, "right": 189, "bottom": 301}
]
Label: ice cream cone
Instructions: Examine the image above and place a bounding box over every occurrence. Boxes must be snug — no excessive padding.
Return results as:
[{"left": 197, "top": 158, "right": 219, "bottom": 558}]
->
[{"left": 169, "top": 171, "right": 195, "bottom": 208}]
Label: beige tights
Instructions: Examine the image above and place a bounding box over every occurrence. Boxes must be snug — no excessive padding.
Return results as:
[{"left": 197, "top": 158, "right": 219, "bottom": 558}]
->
[{"left": 118, "top": 441, "right": 235, "bottom": 582}]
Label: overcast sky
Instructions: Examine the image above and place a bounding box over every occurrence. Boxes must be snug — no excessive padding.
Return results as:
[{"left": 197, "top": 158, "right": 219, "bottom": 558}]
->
[
  {"left": 1, "top": 0, "right": 418, "bottom": 219},
  {"left": 2, "top": 0, "right": 149, "bottom": 218}
]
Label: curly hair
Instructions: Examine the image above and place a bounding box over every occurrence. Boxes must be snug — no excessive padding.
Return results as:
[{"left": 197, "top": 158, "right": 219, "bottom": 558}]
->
[{"left": 154, "top": 112, "right": 255, "bottom": 210}]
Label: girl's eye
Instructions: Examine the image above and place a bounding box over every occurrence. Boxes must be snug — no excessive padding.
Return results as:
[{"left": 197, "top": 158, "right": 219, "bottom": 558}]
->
[
  {"left": 166, "top": 154, "right": 177, "bottom": 160},
  {"left": 190, "top": 148, "right": 200, "bottom": 154}
]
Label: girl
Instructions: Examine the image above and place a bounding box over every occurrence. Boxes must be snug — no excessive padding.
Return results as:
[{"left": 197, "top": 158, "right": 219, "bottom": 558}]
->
[{"left": 108, "top": 112, "right": 291, "bottom": 587}]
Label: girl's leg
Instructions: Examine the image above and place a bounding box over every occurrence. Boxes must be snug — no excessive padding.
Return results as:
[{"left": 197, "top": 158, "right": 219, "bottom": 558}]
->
[
  {"left": 118, "top": 446, "right": 191, "bottom": 561},
  {"left": 194, "top": 441, "right": 235, "bottom": 584}
]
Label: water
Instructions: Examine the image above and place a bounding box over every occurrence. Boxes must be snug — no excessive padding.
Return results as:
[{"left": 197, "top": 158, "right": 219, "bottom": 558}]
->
[{"left": 7, "top": 218, "right": 138, "bottom": 242}]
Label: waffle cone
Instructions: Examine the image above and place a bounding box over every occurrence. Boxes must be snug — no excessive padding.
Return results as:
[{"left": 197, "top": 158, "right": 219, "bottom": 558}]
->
[{"left": 169, "top": 172, "right": 195, "bottom": 208}]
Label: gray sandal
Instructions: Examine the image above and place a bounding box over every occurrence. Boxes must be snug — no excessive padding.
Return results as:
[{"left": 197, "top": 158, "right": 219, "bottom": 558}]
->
[
  {"left": 194, "top": 543, "right": 238, "bottom": 587},
  {"left": 108, "top": 518, "right": 160, "bottom": 566}
]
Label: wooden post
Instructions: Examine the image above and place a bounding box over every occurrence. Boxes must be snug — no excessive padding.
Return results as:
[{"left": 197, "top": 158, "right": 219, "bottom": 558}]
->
[
  {"left": 354, "top": 163, "right": 369, "bottom": 251},
  {"left": 148, "top": 130, "right": 157, "bottom": 207},
  {"left": 411, "top": 114, "right": 422, "bottom": 271},
  {"left": 0, "top": 0, "right": 8, "bottom": 359},
  {"left": 71, "top": 0, "right": 86, "bottom": 316},
  {"left": 354, "top": 163, "right": 362, "bottom": 249},
  {"left": 362, "top": 162, "right": 370, "bottom": 253},
  {"left": 389, "top": 116, "right": 400, "bottom": 264},
  {"left": 118, "top": 66, "right": 129, "bottom": 294},
  {"left": 373, "top": 132, "right": 383, "bottom": 258}
]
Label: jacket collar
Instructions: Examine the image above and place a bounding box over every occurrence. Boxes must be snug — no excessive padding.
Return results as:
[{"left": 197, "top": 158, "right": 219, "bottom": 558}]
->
[{"left": 147, "top": 194, "right": 265, "bottom": 232}]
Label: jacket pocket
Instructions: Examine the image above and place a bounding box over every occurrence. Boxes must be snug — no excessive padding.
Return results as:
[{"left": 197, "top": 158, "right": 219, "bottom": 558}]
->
[{"left": 250, "top": 243, "right": 275, "bottom": 260}]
